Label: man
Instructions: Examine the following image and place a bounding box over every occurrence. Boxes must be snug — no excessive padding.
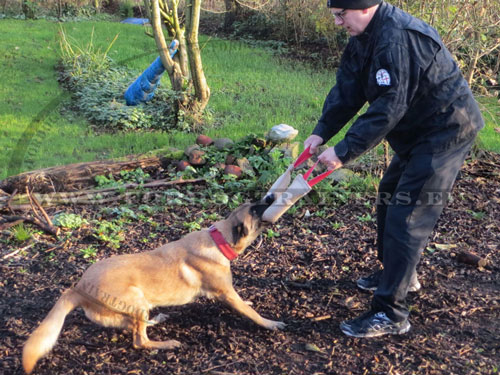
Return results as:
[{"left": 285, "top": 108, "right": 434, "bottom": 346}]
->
[{"left": 304, "top": 0, "right": 484, "bottom": 338}]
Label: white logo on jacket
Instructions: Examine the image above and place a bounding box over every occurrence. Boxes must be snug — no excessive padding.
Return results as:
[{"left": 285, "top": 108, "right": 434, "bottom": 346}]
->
[{"left": 376, "top": 69, "right": 391, "bottom": 86}]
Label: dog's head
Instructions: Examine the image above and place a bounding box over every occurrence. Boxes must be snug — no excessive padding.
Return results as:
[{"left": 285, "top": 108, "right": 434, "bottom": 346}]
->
[{"left": 225, "top": 194, "right": 275, "bottom": 253}]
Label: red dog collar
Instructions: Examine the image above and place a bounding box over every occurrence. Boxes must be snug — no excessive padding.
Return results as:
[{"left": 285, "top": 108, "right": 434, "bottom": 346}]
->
[{"left": 209, "top": 225, "right": 238, "bottom": 261}]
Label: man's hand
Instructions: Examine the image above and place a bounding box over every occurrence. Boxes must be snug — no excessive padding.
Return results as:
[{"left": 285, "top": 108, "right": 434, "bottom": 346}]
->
[
  {"left": 304, "top": 135, "right": 324, "bottom": 154},
  {"left": 318, "top": 147, "right": 343, "bottom": 171}
]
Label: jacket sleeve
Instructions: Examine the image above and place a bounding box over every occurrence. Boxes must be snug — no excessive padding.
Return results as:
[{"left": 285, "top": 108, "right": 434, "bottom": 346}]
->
[
  {"left": 334, "top": 43, "right": 417, "bottom": 164},
  {"left": 312, "top": 45, "right": 366, "bottom": 143}
]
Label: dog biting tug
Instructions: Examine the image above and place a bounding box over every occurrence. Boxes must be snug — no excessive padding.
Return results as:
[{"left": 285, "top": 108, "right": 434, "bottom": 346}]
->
[{"left": 22, "top": 195, "right": 284, "bottom": 374}]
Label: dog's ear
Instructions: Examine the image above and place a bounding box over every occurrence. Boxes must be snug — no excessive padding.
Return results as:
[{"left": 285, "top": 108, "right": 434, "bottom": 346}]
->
[{"left": 232, "top": 222, "right": 249, "bottom": 245}]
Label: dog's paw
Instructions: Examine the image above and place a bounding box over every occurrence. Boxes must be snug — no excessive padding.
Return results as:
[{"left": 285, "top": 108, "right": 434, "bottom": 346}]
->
[
  {"left": 263, "top": 319, "right": 286, "bottom": 330},
  {"left": 162, "top": 339, "right": 182, "bottom": 349}
]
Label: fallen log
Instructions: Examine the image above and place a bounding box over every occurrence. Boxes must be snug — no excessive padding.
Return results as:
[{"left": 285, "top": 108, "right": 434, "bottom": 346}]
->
[
  {"left": 0, "top": 147, "right": 184, "bottom": 194},
  {"left": 0, "top": 178, "right": 205, "bottom": 211}
]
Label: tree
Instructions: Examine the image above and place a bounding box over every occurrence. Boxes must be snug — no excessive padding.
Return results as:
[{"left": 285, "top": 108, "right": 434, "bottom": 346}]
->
[
  {"left": 224, "top": 0, "right": 242, "bottom": 31},
  {"left": 149, "top": 0, "right": 210, "bottom": 113},
  {"left": 22, "top": 0, "right": 36, "bottom": 19}
]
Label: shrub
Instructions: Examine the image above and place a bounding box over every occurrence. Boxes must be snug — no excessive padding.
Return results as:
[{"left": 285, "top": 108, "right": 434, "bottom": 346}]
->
[
  {"left": 58, "top": 26, "right": 184, "bottom": 132},
  {"left": 220, "top": 0, "right": 498, "bottom": 92},
  {"left": 119, "top": 0, "right": 134, "bottom": 18},
  {"left": 53, "top": 213, "right": 88, "bottom": 229}
]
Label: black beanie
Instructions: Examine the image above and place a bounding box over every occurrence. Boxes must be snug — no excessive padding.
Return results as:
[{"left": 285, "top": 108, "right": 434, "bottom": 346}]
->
[{"left": 327, "top": 0, "right": 382, "bottom": 9}]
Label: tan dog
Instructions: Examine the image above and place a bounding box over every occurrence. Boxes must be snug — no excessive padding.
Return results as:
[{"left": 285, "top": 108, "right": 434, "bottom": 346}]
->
[{"left": 23, "top": 196, "right": 284, "bottom": 374}]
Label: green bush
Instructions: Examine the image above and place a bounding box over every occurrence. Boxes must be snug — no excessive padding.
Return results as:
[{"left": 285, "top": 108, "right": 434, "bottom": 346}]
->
[
  {"left": 53, "top": 213, "right": 88, "bottom": 229},
  {"left": 58, "top": 26, "right": 184, "bottom": 132},
  {"left": 119, "top": 0, "right": 134, "bottom": 18},
  {"left": 64, "top": 66, "right": 180, "bottom": 131}
]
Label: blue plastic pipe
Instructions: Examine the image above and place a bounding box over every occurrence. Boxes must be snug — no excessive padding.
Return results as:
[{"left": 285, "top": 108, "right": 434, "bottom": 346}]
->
[{"left": 124, "top": 40, "right": 179, "bottom": 106}]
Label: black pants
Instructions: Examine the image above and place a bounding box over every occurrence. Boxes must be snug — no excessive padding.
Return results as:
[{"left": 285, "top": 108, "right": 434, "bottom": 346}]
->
[{"left": 372, "top": 139, "right": 474, "bottom": 322}]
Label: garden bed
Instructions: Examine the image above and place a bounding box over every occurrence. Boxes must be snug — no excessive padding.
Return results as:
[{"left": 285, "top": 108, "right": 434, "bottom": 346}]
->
[{"left": 0, "top": 153, "right": 499, "bottom": 375}]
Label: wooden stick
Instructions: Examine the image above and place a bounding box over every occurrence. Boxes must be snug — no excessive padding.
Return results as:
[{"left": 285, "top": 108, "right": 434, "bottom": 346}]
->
[
  {"left": 30, "top": 191, "right": 55, "bottom": 227},
  {"left": 0, "top": 218, "right": 24, "bottom": 231},
  {"left": 456, "top": 251, "right": 488, "bottom": 268},
  {"left": 6, "top": 189, "right": 18, "bottom": 214},
  {"left": 25, "top": 186, "right": 44, "bottom": 223},
  {"left": 2, "top": 242, "right": 36, "bottom": 260},
  {"left": 0, "top": 215, "right": 59, "bottom": 237}
]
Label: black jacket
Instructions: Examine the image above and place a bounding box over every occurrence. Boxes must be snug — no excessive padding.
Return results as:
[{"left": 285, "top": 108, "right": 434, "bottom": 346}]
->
[{"left": 312, "top": 1, "right": 484, "bottom": 164}]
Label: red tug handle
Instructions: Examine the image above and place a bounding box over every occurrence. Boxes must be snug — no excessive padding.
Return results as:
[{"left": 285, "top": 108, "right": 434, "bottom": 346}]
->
[
  {"left": 293, "top": 146, "right": 314, "bottom": 168},
  {"left": 292, "top": 146, "right": 335, "bottom": 188}
]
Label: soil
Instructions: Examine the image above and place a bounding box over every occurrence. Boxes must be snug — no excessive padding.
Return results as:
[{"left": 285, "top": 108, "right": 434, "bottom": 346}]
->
[{"left": 1, "top": 153, "right": 499, "bottom": 375}]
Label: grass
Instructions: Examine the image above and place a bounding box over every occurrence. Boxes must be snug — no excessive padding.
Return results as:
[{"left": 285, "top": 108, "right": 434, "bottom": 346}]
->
[{"left": 0, "top": 19, "right": 498, "bottom": 180}]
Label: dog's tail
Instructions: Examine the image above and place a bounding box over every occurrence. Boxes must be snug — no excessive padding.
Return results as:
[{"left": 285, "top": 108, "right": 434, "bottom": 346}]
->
[{"left": 23, "top": 289, "right": 81, "bottom": 374}]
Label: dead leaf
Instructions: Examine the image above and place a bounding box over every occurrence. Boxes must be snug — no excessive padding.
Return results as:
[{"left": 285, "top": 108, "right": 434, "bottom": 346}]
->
[
  {"left": 344, "top": 296, "right": 361, "bottom": 310},
  {"left": 434, "top": 243, "right": 457, "bottom": 250},
  {"left": 305, "top": 343, "right": 323, "bottom": 353}
]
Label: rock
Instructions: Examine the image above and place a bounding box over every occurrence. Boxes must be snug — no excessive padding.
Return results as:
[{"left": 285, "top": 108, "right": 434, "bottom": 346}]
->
[
  {"left": 177, "top": 160, "right": 191, "bottom": 171},
  {"left": 273, "top": 142, "right": 300, "bottom": 159},
  {"left": 189, "top": 150, "right": 206, "bottom": 166},
  {"left": 184, "top": 144, "right": 200, "bottom": 157},
  {"left": 267, "top": 124, "right": 298, "bottom": 143},
  {"left": 214, "top": 138, "right": 234, "bottom": 150},
  {"left": 196, "top": 135, "right": 213, "bottom": 146},
  {"left": 236, "top": 157, "right": 254, "bottom": 176},
  {"left": 214, "top": 162, "right": 226, "bottom": 170},
  {"left": 225, "top": 154, "right": 236, "bottom": 165},
  {"left": 224, "top": 165, "right": 242, "bottom": 177},
  {"left": 329, "top": 168, "right": 356, "bottom": 183}
]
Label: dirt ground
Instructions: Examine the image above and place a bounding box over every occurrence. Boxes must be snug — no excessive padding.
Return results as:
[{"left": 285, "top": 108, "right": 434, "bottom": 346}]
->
[{"left": 1, "top": 153, "right": 499, "bottom": 375}]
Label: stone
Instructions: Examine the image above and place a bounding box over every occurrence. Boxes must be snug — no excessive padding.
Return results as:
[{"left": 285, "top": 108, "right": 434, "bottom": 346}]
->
[
  {"left": 214, "top": 138, "right": 234, "bottom": 150},
  {"left": 224, "top": 165, "right": 242, "bottom": 177},
  {"left": 236, "top": 157, "right": 254, "bottom": 176},
  {"left": 184, "top": 144, "right": 200, "bottom": 157},
  {"left": 214, "top": 162, "right": 226, "bottom": 170},
  {"left": 277, "top": 142, "right": 300, "bottom": 159},
  {"left": 267, "top": 124, "right": 299, "bottom": 142},
  {"left": 177, "top": 160, "right": 191, "bottom": 171},
  {"left": 189, "top": 150, "right": 206, "bottom": 166},
  {"left": 196, "top": 135, "right": 213, "bottom": 146}
]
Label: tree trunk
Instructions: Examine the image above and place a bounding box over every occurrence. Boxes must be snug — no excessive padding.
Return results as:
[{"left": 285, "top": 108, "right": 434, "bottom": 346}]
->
[
  {"left": 22, "top": 0, "right": 35, "bottom": 19},
  {"left": 143, "top": 0, "right": 152, "bottom": 21},
  {"left": 0, "top": 148, "right": 182, "bottom": 194},
  {"left": 224, "top": 0, "right": 240, "bottom": 31},
  {"left": 150, "top": 0, "right": 210, "bottom": 112},
  {"left": 185, "top": 0, "right": 210, "bottom": 111},
  {"left": 169, "top": 0, "right": 189, "bottom": 77},
  {"left": 151, "top": 0, "right": 188, "bottom": 106}
]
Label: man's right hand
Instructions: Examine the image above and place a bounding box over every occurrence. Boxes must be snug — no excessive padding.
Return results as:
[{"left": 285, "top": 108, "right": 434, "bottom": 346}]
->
[{"left": 304, "top": 134, "right": 324, "bottom": 154}]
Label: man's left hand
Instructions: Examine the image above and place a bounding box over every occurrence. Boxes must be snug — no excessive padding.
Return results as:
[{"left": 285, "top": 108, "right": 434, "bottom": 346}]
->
[{"left": 318, "top": 147, "right": 343, "bottom": 171}]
